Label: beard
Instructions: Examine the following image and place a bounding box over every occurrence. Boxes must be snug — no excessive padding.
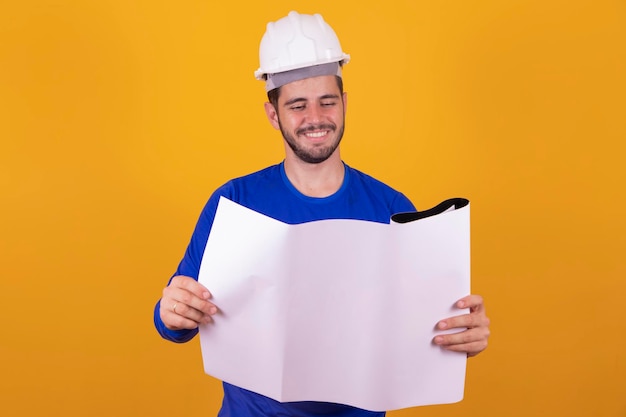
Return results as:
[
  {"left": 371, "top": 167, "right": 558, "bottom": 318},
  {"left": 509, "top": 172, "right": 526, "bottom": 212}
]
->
[{"left": 279, "top": 120, "right": 345, "bottom": 164}]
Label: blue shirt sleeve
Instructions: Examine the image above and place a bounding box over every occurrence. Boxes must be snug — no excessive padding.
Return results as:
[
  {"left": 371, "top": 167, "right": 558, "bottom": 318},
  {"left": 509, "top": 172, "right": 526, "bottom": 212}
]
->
[{"left": 153, "top": 187, "right": 227, "bottom": 342}]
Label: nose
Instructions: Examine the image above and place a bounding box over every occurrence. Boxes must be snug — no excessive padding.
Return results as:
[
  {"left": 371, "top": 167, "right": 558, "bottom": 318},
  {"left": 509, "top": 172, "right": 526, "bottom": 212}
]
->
[{"left": 305, "top": 103, "right": 324, "bottom": 123}]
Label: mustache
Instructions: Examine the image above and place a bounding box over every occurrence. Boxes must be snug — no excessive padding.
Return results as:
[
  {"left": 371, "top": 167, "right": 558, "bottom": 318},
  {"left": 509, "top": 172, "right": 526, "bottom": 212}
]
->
[{"left": 296, "top": 124, "right": 336, "bottom": 135}]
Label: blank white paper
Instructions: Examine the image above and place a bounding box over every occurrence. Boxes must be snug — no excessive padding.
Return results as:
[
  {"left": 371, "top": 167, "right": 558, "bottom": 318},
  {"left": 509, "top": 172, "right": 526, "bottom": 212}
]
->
[{"left": 197, "top": 197, "right": 470, "bottom": 411}]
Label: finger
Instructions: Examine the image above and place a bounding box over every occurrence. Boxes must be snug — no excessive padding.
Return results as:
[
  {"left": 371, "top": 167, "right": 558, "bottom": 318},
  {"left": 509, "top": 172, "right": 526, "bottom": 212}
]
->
[
  {"left": 436, "top": 326, "right": 489, "bottom": 345},
  {"left": 170, "top": 299, "right": 216, "bottom": 324},
  {"left": 164, "top": 286, "right": 218, "bottom": 317},
  {"left": 170, "top": 275, "right": 213, "bottom": 300},
  {"left": 438, "top": 311, "right": 490, "bottom": 331},
  {"left": 433, "top": 328, "right": 489, "bottom": 357},
  {"left": 456, "top": 294, "right": 484, "bottom": 312},
  {"left": 439, "top": 340, "right": 489, "bottom": 357},
  {"left": 160, "top": 302, "right": 211, "bottom": 330},
  {"left": 164, "top": 277, "right": 217, "bottom": 317},
  {"left": 159, "top": 294, "right": 217, "bottom": 330},
  {"left": 161, "top": 277, "right": 218, "bottom": 331}
]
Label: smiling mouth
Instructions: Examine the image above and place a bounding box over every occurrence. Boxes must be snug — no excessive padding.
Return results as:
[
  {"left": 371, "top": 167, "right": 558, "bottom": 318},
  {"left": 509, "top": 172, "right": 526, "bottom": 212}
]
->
[
  {"left": 304, "top": 131, "right": 329, "bottom": 138},
  {"left": 297, "top": 124, "right": 335, "bottom": 139}
]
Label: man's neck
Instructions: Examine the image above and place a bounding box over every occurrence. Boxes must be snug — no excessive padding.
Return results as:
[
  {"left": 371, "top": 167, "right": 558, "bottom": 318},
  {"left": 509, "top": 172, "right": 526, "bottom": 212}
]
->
[{"left": 283, "top": 153, "right": 345, "bottom": 198}]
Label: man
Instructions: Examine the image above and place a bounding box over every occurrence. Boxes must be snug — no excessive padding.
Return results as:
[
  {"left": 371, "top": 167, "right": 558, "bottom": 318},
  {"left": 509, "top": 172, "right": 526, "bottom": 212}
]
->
[{"left": 154, "top": 11, "right": 490, "bottom": 417}]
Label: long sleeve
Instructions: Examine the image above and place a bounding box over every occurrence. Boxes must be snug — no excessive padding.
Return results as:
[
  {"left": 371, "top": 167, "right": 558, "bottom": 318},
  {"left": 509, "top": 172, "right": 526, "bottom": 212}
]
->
[{"left": 153, "top": 187, "right": 226, "bottom": 342}]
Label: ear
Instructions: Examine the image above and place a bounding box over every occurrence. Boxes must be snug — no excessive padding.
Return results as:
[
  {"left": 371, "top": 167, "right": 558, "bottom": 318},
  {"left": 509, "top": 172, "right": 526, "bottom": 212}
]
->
[
  {"left": 342, "top": 91, "right": 348, "bottom": 116},
  {"left": 264, "top": 102, "right": 281, "bottom": 130}
]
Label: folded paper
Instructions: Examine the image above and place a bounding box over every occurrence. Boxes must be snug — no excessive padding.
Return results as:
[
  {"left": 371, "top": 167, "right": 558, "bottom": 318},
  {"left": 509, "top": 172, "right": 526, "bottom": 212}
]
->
[{"left": 198, "top": 197, "right": 470, "bottom": 411}]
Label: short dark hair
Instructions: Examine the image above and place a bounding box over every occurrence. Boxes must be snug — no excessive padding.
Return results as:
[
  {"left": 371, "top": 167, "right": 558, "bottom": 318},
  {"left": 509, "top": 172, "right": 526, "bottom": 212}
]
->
[{"left": 267, "top": 75, "right": 344, "bottom": 110}]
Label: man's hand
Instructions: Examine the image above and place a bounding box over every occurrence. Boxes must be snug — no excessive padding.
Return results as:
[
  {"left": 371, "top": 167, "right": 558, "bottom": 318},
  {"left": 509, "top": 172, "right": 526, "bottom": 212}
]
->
[
  {"left": 160, "top": 275, "right": 218, "bottom": 330},
  {"left": 433, "top": 294, "right": 490, "bottom": 357}
]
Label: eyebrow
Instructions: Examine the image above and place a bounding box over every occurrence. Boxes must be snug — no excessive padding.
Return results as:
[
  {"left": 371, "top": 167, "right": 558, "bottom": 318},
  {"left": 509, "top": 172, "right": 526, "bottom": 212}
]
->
[
  {"left": 284, "top": 97, "right": 307, "bottom": 106},
  {"left": 283, "top": 94, "right": 341, "bottom": 107}
]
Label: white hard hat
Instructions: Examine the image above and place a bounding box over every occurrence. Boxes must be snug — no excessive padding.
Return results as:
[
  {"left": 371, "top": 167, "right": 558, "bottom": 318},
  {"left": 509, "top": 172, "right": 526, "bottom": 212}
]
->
[{"left": 254, "top": 11, "right": 350, "bottom": 82}]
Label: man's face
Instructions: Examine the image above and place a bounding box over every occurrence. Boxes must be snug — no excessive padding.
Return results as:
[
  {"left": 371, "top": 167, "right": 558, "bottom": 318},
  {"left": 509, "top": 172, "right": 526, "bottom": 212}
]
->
[{"left": 265, "top": 75, "right": 347, "bottom": 164}]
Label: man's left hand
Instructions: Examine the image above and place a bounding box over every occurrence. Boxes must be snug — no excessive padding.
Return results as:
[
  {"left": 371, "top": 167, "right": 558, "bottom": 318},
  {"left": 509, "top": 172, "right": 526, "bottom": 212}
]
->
[{"left": 433, "top": 294, "right": 490, "bottom": 357}]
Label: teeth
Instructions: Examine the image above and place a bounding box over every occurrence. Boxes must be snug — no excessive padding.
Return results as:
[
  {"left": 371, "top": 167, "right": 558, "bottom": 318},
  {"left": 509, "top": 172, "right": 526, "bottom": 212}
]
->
[{"left": 305, "top": 131, "right": 327, "bottom": 138}]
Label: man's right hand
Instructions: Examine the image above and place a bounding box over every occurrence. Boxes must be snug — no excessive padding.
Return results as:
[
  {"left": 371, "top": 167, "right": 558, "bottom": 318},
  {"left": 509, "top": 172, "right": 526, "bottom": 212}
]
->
[{"left": 160, "top": 275, "right": 218, "bottom": 330}]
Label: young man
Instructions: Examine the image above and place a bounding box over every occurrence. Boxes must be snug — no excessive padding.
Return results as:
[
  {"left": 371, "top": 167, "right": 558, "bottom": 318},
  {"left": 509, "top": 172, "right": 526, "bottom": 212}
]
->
[{"left": 154, "top": 11, "right": 490, "bottom": 417}]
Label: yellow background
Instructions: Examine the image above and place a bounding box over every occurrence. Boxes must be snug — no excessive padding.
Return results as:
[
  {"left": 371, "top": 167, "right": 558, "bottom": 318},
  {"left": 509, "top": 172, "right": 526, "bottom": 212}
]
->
[{"left": 1, "top": 0, "right": 625, "bottom": 416}]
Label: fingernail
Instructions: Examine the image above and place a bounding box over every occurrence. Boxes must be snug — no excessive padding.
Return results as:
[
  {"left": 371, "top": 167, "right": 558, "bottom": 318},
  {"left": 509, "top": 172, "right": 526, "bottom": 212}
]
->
[
  {"left": 439, "top": 321, "right": 448, "bottom": 329},
  {"left": 457, "top": 300, "right": 466, "bottom": 308},
  {"left": 434, "top": 336, "right": 444, "bottom": 345},
  {"left": 209, "top": 306, "right": 217, "bottom": 315}
]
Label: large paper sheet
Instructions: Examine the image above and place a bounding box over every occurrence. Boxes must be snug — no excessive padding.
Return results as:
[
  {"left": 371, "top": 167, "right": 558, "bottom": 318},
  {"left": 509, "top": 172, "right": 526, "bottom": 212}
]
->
[{"left": 198, "top": 197, "right": 471, "bottom": 411}]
